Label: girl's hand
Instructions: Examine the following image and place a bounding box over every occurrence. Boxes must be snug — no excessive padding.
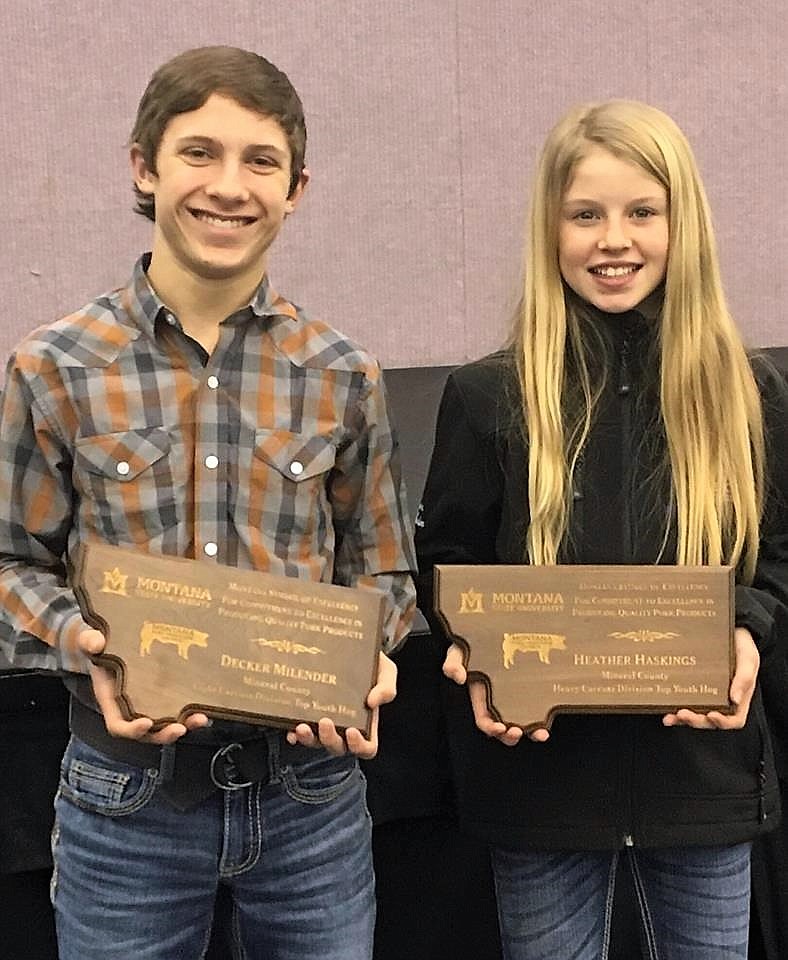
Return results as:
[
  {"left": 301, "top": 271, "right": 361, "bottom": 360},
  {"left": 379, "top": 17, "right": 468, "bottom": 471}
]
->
[
  {"left": 662, "top": 627, "right": 759, "bottom": 730},
  {"left": 443, "top": 643, "right": 550, "bottom": 745}
]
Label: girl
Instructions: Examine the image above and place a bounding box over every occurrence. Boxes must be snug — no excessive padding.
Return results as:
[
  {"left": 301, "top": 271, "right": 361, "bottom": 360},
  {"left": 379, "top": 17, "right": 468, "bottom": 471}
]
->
[{"left": 415, "top": 100, "right": 788, "bottom": 960}]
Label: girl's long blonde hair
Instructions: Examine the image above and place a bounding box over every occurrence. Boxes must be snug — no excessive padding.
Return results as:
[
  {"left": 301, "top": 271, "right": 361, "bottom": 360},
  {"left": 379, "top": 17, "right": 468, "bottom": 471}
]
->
[{"left": 517, "top": 100, "right": 764, "bottom": 581}]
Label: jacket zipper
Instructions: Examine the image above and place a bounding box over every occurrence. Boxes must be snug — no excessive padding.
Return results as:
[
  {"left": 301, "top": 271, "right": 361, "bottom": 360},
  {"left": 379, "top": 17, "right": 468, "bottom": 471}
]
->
[
  {"left": 618, "top": 328, "right": 634, "bottom": 561},
  {"left": 619, "top": 324, "right": 636, "bottom": 846},
  {"left": 757, "top": 720, "right": 769, "bottom": 823}
]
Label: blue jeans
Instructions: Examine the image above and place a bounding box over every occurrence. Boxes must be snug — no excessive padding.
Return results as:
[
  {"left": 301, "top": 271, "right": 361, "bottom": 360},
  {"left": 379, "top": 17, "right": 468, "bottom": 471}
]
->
[
  {"left": 492, "top": 843, "right": 751, "bottom": 960},
  {"left": 51, "top": 735, "right": 375, "bottom": 960}
]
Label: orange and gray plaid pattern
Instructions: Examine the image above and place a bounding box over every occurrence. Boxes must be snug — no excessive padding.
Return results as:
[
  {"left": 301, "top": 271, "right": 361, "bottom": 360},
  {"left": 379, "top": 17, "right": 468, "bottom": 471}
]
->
[{"left": 0, "top": 255, "right": 416, "bottom": 673}]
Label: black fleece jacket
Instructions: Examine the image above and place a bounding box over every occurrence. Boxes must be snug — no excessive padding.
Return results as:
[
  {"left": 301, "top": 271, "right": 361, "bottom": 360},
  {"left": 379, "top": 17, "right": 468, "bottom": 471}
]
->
[{"left": 415, "top": 313, "right": 788, "bottom": 850}]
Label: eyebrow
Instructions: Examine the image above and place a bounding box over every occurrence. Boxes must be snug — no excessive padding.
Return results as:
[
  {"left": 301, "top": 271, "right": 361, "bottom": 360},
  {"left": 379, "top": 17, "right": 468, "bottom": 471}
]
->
[
  {"left": 562, "top": 196, "right": 666, "bottom": 206},
  {"left": 174, "top": 135, "right": 289, "bottom": 158}
]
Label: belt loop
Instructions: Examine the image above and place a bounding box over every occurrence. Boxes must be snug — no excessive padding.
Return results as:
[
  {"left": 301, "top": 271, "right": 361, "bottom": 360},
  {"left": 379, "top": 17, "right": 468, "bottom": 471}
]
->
[
  {"left": 159, "top": 744, "right": 176, "bottom": 783},
  {"left": 265, "top": 729, "right": 284, "bottom": 781}
]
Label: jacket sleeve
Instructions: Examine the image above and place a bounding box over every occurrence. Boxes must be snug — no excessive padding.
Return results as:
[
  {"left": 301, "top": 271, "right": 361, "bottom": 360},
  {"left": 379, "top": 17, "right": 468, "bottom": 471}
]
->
[
  {"left": 735, "top": 359, "right": 788, "bottom": 650},
  {"left": 414, "top": 370, "right": 505, "bottom": 640}
]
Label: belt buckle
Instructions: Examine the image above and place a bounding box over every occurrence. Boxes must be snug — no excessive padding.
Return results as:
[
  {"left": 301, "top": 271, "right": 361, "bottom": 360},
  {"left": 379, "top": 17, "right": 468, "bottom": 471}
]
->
[{"left": 210, "top": 742, "right": 253, "bottom": 791}]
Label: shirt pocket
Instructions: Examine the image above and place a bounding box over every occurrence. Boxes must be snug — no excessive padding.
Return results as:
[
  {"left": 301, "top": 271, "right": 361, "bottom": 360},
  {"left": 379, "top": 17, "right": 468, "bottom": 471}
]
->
[
  {"left": 255, "top": 430, "right": 337, "bottom": 482},
  {"left": 73, "top": 427, "right": 183, "bottom": 542},
  {"left": 241, "top": 429, "right": 338, "bottom": 549}
]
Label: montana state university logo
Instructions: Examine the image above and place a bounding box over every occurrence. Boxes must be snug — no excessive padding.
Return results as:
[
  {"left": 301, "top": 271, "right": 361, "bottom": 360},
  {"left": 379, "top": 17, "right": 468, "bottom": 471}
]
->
[
  {"left": 101, "top": 567, "right": 128, "bottom": 597},
  {"left": 458, "top": 589, "right": 485, "bottom": 614},
  {"left": 502, "top": 632, "right": 567, "bottom": 668}
]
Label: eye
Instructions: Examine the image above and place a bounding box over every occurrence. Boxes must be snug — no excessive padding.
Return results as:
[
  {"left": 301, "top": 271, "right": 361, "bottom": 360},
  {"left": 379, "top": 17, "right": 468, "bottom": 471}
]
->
[
  {"left": 249, "top": 155, "right": 279, "bottom": 170},
  {"left": 571, "top": 209, "right": 598, "bottom": 222},
  {"left": 632, "top": 207, "right": 657, "bottom": 219},
  {"left": 182, "top": 146, "right": 212, "bottom": 163}
]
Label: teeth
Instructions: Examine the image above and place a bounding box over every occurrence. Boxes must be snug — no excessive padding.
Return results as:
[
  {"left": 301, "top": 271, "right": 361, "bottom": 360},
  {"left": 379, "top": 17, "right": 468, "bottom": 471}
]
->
[
  {"left": 592, "top": 265, "right": 639, "bottom": 277},
  {"left": 195, "top": 212, "right": 251, "bottom": 228}
]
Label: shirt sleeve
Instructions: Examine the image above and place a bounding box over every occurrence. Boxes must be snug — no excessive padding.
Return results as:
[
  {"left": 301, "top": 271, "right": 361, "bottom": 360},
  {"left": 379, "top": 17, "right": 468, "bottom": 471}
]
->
[
  {"left": 0, "top": 358, "right": 93, "bottom": 674},
  {"left": 329, "top": 365, "right": 417, "bottom": 653}
]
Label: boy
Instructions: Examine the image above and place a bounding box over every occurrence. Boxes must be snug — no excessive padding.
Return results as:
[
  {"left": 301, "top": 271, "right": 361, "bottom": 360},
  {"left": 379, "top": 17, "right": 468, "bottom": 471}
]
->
[{"left": 0, "top": 46, "right": 416, "bottom": 960}]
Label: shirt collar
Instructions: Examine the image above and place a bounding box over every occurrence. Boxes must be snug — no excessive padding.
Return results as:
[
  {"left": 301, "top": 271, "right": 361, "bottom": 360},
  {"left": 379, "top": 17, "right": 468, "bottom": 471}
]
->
[
  {"left": 124, "top": 253, "right": 299, "bottom": 334},
  {"left": 123, "top": 253, "right": 166, "bottom": 337},
  {"left": 248, "top": 273, "right": 298, "bottom": 323}
]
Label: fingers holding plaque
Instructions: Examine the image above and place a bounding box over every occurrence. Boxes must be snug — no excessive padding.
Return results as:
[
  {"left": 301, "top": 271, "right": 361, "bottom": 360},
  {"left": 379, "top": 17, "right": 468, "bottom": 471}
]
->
[
  {"left": 434, "top": 565, "right": 734, "bottom": 732},
  {"left": 71, "top": 543, "right": 385, "bottom": 735}
]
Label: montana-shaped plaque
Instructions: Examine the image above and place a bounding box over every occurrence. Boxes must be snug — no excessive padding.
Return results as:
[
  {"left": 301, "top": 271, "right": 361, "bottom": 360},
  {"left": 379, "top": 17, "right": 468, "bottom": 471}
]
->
[
  {"left": 72, "top": 543, "right": 386, "bottom": 735},
  {"left": 434, "top": 565, "right": 734, "bottom": 732}
]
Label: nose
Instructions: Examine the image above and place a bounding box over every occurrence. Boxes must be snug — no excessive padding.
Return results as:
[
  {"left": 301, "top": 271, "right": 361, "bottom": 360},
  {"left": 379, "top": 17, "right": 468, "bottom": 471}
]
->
[
  {"left": 205, "top": 159, "right": 250, "bottom": 204},
  {"left": 598, "top": 216, "right": 632, "bottom": 251}
]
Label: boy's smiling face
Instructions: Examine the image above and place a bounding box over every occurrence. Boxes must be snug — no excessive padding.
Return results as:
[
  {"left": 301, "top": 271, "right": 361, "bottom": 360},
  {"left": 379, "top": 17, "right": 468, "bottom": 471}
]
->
[{"left": 132, "top": 93, "right": 307, "bottom": 289}]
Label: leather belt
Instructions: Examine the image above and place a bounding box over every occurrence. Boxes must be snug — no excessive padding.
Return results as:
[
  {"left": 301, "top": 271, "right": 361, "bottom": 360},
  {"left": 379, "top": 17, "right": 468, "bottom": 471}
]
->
[{"left": 69, "top": 696, "right": 304, "bottom": 809}]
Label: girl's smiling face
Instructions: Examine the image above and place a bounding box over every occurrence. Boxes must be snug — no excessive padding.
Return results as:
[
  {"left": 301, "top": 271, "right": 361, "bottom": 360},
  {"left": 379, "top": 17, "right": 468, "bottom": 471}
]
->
[{"left": 558, "top": 145, "right": 669, "bottom": 313}]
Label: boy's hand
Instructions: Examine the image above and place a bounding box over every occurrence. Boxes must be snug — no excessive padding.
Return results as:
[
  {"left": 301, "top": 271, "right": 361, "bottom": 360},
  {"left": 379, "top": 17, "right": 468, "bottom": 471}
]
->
[
  {"left": 79, "top": 628, "right": 209, "bottom": 744},
  {"left": 286, "top": 651, "right": 397, "bottom": 759}
]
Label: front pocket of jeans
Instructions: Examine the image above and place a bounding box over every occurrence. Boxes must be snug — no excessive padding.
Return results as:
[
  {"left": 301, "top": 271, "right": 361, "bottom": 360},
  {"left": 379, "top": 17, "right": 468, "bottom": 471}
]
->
[
  {"left": 58, "top": 744, "right": 159, "bottom": 817},
  {"left": 282, "top": 753, "right": 359, "bottom": 804}
]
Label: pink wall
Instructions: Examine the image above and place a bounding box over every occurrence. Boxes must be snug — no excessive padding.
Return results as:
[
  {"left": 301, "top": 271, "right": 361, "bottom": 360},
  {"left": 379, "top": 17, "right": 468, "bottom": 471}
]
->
[{"left": 1, "top": 0, "right": 785, "bottom": 370}]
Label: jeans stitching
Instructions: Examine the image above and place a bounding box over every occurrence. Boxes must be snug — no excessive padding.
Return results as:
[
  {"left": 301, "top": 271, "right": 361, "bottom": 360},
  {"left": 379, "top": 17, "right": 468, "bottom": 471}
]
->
[
  {"left": 230, "top": 898, "right": 247, "bottom": 960},
  {"left": 49, "top": 809, "right": 61, "bottom": 906},
  {"left": 59, "top": 761, "right": 159, "bottom": 817},
  {"left": 281, "top": 761, "right": 358, "bottom": 805},
  {"left": 197, "top": 915, "right": 215, "bottom": 960},
  {"left": 627, "top": 849, "right": 660, "bottom": 960},
  {"left": 219, "top": 784, "right": 263, "bottom": 877},
  {"left": 600, "top": 850, "right": 619, "bottom": 960},
  {"left": 71, "top": 759, "right": 131, "bottom": 803}
]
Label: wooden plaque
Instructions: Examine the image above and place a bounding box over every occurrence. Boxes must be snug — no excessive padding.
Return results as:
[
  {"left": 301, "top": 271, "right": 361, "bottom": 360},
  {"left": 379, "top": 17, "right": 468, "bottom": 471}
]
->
[
  {"left": 71, "top": 543, "right": 385, "bottom": 735},
  {"left": 434, "top": 564, "right": 734, "bottom": 732}
]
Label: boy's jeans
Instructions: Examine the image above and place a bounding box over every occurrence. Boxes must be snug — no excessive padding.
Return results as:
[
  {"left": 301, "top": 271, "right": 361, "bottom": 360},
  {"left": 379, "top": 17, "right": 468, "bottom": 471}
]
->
[{"left": 52, "top": 735, "right": 374, "bottom": 959}]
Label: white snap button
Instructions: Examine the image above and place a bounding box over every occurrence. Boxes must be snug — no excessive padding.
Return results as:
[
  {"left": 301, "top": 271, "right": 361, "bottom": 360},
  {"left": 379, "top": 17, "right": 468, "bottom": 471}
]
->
[
  {"left": 204, "top": 542, "right": 218, "bottom": 557},
  {"left": 116, "top": 461, "right": 130, "bottom": 476},
  {"left": 207, "top": 376, "right": 219, "bottom": 389},
  {"left": 205, "top": 455, "right": 219, "bottom": 469},
  {"left": 166, "top": 313, "right": 177, "bottom": 326},
  {"left": 289, "top": 460, "right": 304, "bottom": 476}
]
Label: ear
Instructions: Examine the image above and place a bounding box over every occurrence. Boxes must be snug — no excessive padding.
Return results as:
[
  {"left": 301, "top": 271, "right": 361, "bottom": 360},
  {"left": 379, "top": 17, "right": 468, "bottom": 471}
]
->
[
  {"left": 130, "top": 144, "right": 157, "bottom": 196},
  {"left": 285, "top": 166, "right": 310, "bottom": 214}
]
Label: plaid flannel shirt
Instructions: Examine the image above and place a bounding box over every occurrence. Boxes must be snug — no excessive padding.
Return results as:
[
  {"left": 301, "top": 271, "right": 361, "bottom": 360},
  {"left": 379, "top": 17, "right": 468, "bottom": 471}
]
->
[{"left": 0, "top": 255, "right": 416, "bottom": 674}]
